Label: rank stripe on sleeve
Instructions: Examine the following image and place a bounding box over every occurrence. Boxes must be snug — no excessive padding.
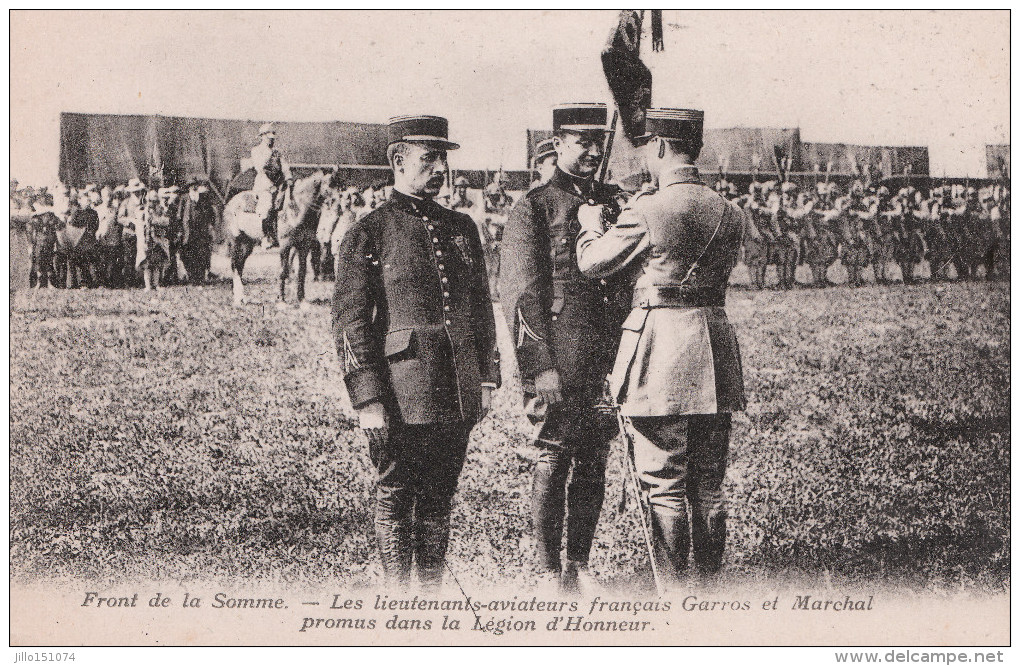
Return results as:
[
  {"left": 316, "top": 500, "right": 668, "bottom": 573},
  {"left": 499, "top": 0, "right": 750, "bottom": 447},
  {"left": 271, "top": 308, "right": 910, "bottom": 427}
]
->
[
  {"left": 342, "top": 332, "right": 361, "bottom": 372},
  {"left": 516, "top": 307, "right": 544, "bottom": 348}
]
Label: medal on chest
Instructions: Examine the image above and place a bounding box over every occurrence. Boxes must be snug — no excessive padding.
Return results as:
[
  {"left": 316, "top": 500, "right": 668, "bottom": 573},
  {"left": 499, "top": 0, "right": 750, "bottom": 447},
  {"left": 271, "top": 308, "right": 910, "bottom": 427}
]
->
[{"left": 450, "top": 234, "right": 474, "bottom": 269}]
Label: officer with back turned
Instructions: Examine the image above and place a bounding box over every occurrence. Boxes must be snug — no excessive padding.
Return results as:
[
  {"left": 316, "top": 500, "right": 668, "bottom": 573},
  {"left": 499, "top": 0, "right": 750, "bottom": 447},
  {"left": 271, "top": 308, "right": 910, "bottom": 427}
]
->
[
  {"left": 499, "top": 103, "right": 630, "bottom": 594},
  {"left": 575, "top": 108, "right": 746, "bottom": 588}
]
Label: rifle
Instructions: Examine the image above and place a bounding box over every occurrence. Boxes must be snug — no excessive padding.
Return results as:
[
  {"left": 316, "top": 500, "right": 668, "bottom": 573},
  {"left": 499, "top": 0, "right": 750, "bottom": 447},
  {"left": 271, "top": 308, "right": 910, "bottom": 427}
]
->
[{"left": 597, "top": 110, "right": 619, "bottom": 185}]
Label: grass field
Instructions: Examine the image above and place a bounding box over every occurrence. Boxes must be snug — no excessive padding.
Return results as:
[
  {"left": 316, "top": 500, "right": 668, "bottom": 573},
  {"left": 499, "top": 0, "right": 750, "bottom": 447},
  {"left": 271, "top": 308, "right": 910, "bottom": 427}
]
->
[{"left": 9, "top": 250, "right": 1010, "bottom": 592}]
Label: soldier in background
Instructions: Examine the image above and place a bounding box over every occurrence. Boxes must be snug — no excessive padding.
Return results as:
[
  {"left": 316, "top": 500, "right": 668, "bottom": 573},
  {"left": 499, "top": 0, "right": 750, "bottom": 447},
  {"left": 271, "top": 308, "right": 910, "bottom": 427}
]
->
[
  {"left": 95, "top": 186, "right": 123, "bottom": 288},
  {"left": 742, "top": 184, "right": 773, "bottom": 289},
  {"left": 180, "top": 177, "right": 218, "bottom": 284},
  {"left": 802, "top": 193, "right": 839, "bottom": 287},
  {"left": 118, "top": 178, "right": 147, "bottom": 288},
  {"left": 976, "top": 190, "right": 1004, "bottom": 280},
  {"left": 839, "top": 186, "right": 874, "bottom": 287},
  {"left": 499, "top": 103, "right": 626, "bottom": 594},
  {"left": 449, "top": 175, "right": 475, "bottom": 213},
  {"left": 575, "top": 108, "right": 746, "bottom": 586},
  {"left": 531, "top": 138, "right": 558, "bottom": 189}
]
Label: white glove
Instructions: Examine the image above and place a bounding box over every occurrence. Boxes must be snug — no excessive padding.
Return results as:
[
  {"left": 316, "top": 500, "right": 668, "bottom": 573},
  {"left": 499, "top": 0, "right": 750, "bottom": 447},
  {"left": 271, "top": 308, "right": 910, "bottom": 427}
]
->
[
  {"left": 577, "top": 204, "right": 606, "bottom": 232},
  {"left": 356, "top": 401, "right": 388, "bottom": 446}
]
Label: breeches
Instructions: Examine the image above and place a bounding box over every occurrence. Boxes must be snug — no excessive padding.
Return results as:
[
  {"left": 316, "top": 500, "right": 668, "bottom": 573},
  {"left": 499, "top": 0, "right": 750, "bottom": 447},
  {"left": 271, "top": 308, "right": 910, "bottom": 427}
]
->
[
  {"left": 369, "top": 420, "right": 471, "bottom": 587},
  {"left": 630, "top": 414, "right": 731, "bottom": 575},
  {"left": 630, "top": 413, "right": 730, "bottom": 513},
  {"left": 370, "top": 420, "right": 470, "bottom": 509},
  {"left": 529, "top": 397, "right": 616, "bottom": 570}
]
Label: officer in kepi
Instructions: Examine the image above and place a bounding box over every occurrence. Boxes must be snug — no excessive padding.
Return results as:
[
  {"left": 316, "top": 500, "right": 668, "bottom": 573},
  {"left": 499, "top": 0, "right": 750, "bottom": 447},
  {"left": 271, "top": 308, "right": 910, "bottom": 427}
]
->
[
  {"left": 332, "top": 114, "right": 499, "bottom": 591},
  {"left": 575, "top": 108, "right": 746, "bottom": 588},
  {"left": 499, "top": 103, "right": 630, "bottom": 594},
  {"left": 531, "top": 138, "right": 558, "bottom": 189}
]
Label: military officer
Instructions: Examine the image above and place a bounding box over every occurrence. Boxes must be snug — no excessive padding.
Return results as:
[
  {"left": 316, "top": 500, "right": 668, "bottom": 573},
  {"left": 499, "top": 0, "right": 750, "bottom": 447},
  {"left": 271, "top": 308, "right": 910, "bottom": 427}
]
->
[
  {"left": 499, "top": 103, "right": 628, "bottom": 593},
  {"left": 250, "top": 122, "right": 291, "bottom": 248},
  {"left": 531, "top": 138, "right": 558, "bottom": 189},
  {"left": 332, "top": 115, "right": 498, "bottom": 590},
  {"left": 575, "top": 108, "right": 746, "bottom": 586}
]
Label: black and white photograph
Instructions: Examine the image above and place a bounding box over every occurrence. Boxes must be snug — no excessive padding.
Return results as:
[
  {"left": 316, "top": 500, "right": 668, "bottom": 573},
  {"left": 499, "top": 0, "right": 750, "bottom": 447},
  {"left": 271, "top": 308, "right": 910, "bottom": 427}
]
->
[{"left": 8, "top": 9, "right": 1010, "bottom": 654}]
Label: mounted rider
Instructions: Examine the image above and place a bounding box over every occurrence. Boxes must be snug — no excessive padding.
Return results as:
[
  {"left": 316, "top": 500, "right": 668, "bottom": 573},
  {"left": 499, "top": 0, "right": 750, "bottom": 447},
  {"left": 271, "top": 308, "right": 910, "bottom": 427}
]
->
[{"left": 250, "top": 122, "right": 292, "bottom": 249}]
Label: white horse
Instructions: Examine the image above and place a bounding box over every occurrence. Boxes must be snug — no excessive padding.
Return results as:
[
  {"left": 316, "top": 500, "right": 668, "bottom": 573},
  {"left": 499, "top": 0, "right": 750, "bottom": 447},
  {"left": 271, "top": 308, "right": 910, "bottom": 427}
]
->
[{"left": 222, "top": 170, "right": 340, "bottom": 307}]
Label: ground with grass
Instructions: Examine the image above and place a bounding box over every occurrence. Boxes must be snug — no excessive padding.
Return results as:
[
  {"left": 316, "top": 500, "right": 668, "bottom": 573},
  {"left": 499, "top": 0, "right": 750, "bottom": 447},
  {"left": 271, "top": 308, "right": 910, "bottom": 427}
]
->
[{"left": 10, "top": 250, "right": 1010, "bottom": 593}]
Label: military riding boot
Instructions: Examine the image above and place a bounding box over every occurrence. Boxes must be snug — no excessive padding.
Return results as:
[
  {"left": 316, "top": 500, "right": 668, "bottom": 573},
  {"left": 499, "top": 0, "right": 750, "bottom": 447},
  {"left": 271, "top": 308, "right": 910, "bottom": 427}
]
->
[
  {"left": 692, "top": 508, "right": 727, "bottom": 577},
  {"left": 375, "top": 494, "right": 413, "bottom": 590},
  {"left": 414, "top": 512, "right": 451, "bottom": 591},
  {"left": 650, "top": 506, "right": 691, "bottom": 588},
  {"left": 531, "top": 451, "right": 569, "bottom": 575}
]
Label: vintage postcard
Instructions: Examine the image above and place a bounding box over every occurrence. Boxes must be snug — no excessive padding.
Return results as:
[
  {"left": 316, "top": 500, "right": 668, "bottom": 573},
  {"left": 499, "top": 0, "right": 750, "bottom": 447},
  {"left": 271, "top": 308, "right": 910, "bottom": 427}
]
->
[{"left": 8, "top": 9, "right": 1010, "bottom": 655}]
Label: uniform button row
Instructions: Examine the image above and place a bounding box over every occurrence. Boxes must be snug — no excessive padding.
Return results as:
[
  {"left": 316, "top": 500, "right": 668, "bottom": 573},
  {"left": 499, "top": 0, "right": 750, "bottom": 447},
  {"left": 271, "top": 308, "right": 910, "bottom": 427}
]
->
[{"left": 445, "top": 319, "right": 452, "bottom": 326}]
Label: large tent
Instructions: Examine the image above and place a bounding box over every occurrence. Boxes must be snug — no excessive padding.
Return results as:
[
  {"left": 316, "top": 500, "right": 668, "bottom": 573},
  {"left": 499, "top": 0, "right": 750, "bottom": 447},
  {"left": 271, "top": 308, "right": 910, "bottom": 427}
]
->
[
  {"left": 986, "top": 144, "right": 1010, "bottom": 179},
  {"left": 527, "top": 127, "right": 930, "bottom": 190},
  {"left": 59, "top": 112, "right": 391, "bottom": 196},
  {"left": 799, "top": 142, "right": 929, "bottom": 180}
]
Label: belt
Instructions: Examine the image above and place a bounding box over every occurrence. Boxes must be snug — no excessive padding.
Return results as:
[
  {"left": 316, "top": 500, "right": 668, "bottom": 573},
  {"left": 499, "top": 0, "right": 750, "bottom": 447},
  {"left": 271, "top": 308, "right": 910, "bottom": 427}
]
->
[{"left": 632, "top": 285, "right": 726, "bottom": 308}]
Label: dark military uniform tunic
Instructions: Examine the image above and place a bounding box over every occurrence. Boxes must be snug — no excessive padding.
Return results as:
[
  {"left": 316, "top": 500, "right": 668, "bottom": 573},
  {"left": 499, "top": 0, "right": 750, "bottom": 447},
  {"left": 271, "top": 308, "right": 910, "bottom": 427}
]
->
[
  {"left": 333, "top": 190, "right": 499, "bottom": 426},
  {"left": 498, "top": 166, "right": 630, "bottom": 576},
  {"left": 499, "top": 167, "right": 629, "bottom": 398}
]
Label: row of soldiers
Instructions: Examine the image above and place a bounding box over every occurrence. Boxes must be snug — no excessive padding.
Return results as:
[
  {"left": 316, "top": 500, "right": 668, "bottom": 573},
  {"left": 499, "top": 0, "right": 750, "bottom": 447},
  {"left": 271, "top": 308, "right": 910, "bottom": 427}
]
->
[
  {"left": 722, "top": 176, "right": 1010, "bottom": 288},
  {"left": 19, "top": 177, "right": 219, "bottom": 291},
  {"left": 14, "top": 165, "right": 1009, "bottom": 293}
]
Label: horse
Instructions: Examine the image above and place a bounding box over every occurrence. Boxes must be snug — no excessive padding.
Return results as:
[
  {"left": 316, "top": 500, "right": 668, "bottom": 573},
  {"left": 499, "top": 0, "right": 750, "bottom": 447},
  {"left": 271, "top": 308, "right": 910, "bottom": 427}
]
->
[
  {"left": 223, "top": 170, "right": 338, "bottom": 308},
  {"left": 891, "top": 215, "right": 927, "bottom": 285}
]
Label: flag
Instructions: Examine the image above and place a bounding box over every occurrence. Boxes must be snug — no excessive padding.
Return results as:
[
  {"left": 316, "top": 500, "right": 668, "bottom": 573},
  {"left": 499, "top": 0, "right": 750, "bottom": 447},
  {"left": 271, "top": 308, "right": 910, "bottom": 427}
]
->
[{"left": 601, "top": 10, "right": 652, "bottom": 143}]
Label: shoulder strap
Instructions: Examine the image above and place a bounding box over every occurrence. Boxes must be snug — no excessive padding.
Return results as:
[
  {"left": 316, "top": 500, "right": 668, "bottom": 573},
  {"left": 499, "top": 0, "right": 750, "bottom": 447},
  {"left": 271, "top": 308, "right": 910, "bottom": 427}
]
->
[{"left": 677, "top": 188, "right": 728, "bottom": 287}]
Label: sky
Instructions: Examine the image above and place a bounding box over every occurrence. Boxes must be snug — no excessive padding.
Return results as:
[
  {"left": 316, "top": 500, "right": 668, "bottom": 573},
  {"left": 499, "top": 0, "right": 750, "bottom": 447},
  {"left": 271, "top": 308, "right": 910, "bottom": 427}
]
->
[{"left": 9, "top": 9, "right": 1010, "bottom": 186}]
